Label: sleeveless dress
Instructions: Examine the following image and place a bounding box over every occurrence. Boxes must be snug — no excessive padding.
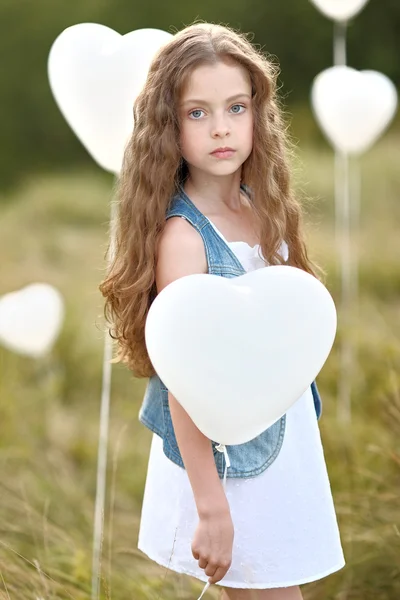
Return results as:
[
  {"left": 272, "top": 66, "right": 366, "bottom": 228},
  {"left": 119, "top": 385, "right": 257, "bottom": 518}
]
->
[{"left": 138, "top": 221, "right": 345, "bottom": 589}]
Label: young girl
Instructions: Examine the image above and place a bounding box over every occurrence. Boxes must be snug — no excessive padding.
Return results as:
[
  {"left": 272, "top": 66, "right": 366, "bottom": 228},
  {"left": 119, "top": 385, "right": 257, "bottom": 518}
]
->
[{"left": 100, "top": 22, "right": 345, "bottom": 600}]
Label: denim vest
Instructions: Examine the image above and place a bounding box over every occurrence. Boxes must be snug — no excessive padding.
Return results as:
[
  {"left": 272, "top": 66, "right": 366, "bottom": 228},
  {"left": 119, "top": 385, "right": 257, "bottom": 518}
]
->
[{"left": 139, "top": 186, "right": 322, "bottom": 479}]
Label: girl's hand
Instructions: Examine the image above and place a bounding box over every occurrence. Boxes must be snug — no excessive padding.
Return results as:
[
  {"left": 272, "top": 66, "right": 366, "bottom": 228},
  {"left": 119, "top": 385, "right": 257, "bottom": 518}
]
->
[{"left": 191, "top": 507, "right": 234, "bottom": 584}]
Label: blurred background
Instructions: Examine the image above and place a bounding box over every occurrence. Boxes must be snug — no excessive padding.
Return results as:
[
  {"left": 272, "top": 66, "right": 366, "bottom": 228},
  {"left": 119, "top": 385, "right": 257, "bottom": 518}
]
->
[{"left": 0, "top": 1, "right": 399, "bottom": 599}]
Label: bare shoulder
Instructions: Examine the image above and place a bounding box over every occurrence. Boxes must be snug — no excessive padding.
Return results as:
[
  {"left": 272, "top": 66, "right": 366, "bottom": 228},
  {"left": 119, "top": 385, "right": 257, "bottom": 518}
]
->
[{"left": 155, "top": 217, "right": 207, "bottom": 293}]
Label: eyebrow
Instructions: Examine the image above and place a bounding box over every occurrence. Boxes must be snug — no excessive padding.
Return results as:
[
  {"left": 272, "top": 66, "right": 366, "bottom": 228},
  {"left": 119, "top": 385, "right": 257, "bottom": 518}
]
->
[{"left": 180, "top": 93, "right": 251, "bottom": 106}]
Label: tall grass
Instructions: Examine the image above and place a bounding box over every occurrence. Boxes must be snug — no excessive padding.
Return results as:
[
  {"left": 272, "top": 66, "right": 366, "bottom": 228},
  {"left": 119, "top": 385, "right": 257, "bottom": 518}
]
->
[{"left": 0, "top": 137, "right": 399, "bottom": 599}]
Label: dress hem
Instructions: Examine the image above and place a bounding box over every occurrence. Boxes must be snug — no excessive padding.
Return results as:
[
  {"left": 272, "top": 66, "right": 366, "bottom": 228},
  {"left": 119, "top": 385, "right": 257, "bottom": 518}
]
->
[{"left": 137, "top": 544, "right": 346, "bottom": 589}]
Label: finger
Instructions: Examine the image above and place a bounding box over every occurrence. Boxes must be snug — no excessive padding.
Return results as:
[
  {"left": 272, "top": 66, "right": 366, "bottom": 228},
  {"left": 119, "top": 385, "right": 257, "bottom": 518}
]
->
[
  {"left": 198, "top": 556, "right": 208, "bottom": 570},
  {"left": 208, "top": 563, "right": 231, "bottom": 584},
  {"left": 192, "top": 548, "right": 199, "bottom": 560},
  {"left": 204, "top": 562, "right": 218, "bottom": 578}
]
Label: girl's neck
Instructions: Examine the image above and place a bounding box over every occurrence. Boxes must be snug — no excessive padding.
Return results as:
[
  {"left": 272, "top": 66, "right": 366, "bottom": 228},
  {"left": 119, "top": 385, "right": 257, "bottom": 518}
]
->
[{"left": 183, "top": 174, "right": 245, "bottom": 213}]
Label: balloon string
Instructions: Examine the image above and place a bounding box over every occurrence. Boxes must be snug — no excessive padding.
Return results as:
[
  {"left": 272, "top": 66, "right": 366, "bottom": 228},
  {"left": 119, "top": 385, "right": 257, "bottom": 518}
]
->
[
  {"left": 197, "top": 444, "right": 230, "bottom": 600},
  {"left": 215, "top": 443, "right": 231, "bottom": 488}
]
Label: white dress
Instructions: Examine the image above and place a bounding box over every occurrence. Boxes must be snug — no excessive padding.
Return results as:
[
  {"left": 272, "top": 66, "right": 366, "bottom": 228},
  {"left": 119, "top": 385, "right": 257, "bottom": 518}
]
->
[{"left": 138, "top": 224, "right": 345, "bottom": 589}]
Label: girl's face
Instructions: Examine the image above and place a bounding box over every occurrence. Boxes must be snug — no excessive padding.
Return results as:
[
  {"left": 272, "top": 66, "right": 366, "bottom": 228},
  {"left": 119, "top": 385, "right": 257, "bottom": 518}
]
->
[{"left": 179, "top": 60, "right": 253, "bottom": 181}]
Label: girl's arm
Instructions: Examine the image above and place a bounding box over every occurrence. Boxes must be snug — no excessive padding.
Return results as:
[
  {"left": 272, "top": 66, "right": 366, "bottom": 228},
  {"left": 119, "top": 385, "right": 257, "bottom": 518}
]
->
[
  {"left": 168, "top": 390, "right": 230, "bottom": 516},
  {"left": 155, "top": 216, "right": 233, "bottom": 584}
]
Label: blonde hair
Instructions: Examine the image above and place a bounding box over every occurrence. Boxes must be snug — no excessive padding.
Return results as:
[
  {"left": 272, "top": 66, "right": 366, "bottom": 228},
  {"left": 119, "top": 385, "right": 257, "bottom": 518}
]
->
[{"left": 99, "top": 22, "right": 325, "bottom": 378}]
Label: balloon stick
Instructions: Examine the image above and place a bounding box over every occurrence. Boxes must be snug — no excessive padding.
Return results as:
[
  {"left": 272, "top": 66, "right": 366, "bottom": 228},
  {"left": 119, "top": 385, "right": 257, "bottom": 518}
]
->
[
  {"left": 333, "top": 20, "right": 348, "bottom": 271},
  {"left": 332, "top": 19, "right": 356, "bottom": 423},
  {"left": 350, "top": 156, "right": 361, "bottom": 390},
  {"left": 333, "top": 21, "right": 347, "bottom": 66},
  {"left": 350, "top": 158, "right": 361, "bottom": 307},
  {"left": 91, "top": 198, "right": 118, "bottom": 600},
  {"left": 336, "top": 152, "right": 353, "bottom": 424}
]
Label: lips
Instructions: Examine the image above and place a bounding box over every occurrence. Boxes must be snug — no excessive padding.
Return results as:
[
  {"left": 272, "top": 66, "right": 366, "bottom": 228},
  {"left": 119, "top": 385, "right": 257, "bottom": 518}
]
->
[
  {"left": 211, "top": 147, "right": 235, "bottom": 154},
  {"left": 210, "top": 148, "right": 236, "bottom": 160}
]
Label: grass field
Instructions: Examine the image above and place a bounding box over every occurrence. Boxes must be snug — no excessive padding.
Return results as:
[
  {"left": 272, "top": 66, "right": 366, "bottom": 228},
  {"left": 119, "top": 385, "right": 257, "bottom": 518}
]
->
[{"left": 0, "top": 137, "right": 399, "bottom": 599}]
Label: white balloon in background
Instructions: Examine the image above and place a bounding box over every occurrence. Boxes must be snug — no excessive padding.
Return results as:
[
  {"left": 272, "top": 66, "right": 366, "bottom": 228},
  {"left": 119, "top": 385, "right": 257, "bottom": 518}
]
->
[
  {"left": 311, "top": 66, "right": 398, "bottom": 155},
  {"left": 48, "top": 24, "right": 173, "bottom": 174},
  {"left": 310, "top": 0, "right": 370, "bottom": 21},
  {"left": 145, "top": 266, "right": 337, "bottom": 446},
  {"left": 0, "top": 284, "right": 65, "bottom": 358}
]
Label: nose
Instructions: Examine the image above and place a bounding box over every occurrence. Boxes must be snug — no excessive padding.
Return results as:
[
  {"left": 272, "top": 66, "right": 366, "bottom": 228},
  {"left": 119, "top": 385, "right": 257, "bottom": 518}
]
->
[{"left": 211, "top": 113, "right": 230, "bottom": 138}]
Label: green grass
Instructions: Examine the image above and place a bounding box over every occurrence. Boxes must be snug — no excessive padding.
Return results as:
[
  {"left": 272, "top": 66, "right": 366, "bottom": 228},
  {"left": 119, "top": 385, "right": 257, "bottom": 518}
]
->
[{"left": 0, "top": 137, "right": 399, "bottom": 599}]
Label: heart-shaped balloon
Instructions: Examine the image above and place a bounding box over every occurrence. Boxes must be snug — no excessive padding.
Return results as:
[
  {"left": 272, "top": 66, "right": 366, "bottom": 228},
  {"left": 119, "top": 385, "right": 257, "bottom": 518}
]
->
[
  {"left": 0, "top": 284, "right": 65, "bottom": 358},
  {"left": 145, "top": 266, "right": 337, "bottom": 445},
  {"left": 310, "top": 0, "right": 369, "bottom": 21},
  {"left": 311, "top": 66, "right": 398, "bottom": 155},
  {"left": 48, "top": 24, "right": 173, "bottom": 174}
]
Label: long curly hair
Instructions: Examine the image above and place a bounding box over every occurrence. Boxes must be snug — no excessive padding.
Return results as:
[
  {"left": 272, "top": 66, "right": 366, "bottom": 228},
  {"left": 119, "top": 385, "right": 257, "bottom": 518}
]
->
[{"left": 99, "top": 22, "right": 325, "bottom": 378}]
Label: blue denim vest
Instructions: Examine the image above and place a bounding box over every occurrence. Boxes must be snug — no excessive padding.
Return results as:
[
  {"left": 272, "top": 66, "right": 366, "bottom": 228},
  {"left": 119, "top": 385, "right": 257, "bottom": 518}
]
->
[{"left": 139, "top": 186, "right": 322, "bottom": 479}]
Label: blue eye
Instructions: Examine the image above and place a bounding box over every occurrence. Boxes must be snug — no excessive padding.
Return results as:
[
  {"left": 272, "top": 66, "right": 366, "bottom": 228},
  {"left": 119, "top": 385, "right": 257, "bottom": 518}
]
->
[
  {"left": 189, "top": 109, "right": 204, "bottom": 119},
  {"left": 230, "top": 104, "right": 245, "bottom": 114}
]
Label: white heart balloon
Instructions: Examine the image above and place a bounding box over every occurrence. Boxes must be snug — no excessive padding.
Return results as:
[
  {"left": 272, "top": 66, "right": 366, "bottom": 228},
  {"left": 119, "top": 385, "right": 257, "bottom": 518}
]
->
[
  {"left": 0, "top": 284, "right": 65, "bottom": 358},
  {"left": 145, "top": 266, "right": 337, "bottom": 446},
  {"left": 311, "top": 66, "right": 398, "bottom": 155},
  {"left": 310, "top": 0, "right": 369, "bottom": 21},
  {"left": 48, "top": 24, "right": 173, "bottom": 174}
]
